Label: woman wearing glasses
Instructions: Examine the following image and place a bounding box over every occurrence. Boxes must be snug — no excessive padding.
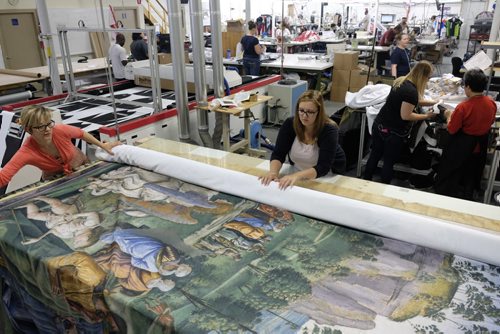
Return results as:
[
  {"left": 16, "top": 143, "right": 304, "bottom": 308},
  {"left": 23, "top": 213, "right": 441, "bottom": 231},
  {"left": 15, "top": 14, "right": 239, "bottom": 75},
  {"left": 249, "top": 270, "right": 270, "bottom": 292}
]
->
[
  {"left": 259, "top": 90, "right": 346, "bottom": 190},
  {"left": 0, "top": 105, "right": 120, "bottom": 189},
  {"left": 364, "top": 61, "right": 436, "bottom": 184}
]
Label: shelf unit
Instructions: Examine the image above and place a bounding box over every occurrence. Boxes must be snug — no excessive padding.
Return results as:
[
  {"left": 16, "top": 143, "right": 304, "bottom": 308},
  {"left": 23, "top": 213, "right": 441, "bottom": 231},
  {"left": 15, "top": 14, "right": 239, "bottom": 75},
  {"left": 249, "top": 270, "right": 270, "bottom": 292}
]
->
[{"left": 467, "top": 24, "right": 491, "bottom": 55}]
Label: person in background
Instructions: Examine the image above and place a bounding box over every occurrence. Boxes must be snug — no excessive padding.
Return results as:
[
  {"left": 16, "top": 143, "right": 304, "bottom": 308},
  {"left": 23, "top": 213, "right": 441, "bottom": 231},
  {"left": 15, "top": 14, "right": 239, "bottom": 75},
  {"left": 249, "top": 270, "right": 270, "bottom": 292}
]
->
[
  {"left": 426, "top": 15, "right": 438, "bottom": 35},
  {"left": 259, "top": 90, "right": 346, "bottom": 190},
  {"left": 241, "top": 20, "right": 266, "bottom": 76},
  {"left": 359, "top": 8, "right": 370, "bottom": 31},
  {"left": 364, "top": 61, "right": 437, "bottom": 184},
  {"left": 108, "top": 33, "right": 128, "bottom": 80},
  {"left": 380, "top": 24, "right": 402, "bottom": 47},
  {"left": 275, "top": 21, "right": 291, "bottom": 53},
  {"left": 377, "top": 25, "right": 402, "bottom": 75},
  {"left": 391, "top": 33, "right": 411, "bottom": 78},
  {"left": 275, "top": 22, "right": 291, "bottom": 43},
  {"left": 130, "top": 32, "right": 148, "bottom": 61},
  {"left": 400, "top": 17, "right": 409, "bottom": 34},
  {"left": 0, "top": 105, "right": 121, "bottom": 189},
  {"left": 434, "top": 69, "right": 497, "bottom": 200}
]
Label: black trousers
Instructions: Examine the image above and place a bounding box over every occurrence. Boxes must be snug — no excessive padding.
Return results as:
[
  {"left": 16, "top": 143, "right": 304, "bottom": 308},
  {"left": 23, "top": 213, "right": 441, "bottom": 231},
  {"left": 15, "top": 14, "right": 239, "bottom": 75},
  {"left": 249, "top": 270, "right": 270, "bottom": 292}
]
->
[
  {"left": 435, "top": 131, "right": 488, "bottom": 200},
  {"left": 364, "top": 122, "right": 406, "bottom": 184}
]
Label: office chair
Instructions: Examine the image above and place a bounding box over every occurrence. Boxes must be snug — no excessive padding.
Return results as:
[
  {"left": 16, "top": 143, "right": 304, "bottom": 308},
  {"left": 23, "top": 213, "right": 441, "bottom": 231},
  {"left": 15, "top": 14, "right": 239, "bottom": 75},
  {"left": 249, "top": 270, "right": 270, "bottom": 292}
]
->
[{"left": 451, "top": 57, "right": 464, "bottom": 78}]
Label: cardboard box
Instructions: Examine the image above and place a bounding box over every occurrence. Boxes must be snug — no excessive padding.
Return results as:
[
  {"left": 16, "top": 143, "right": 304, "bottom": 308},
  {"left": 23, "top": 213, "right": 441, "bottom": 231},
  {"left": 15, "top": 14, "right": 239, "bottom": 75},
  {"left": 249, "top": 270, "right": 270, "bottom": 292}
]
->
[
  {"left": 333, "top": 51, "right": 359, "bottom": 70},
  {"left": 135, "top": 75, "right": 199, "bottom": 94},
  {"left": 330, "top": 85, "right": 348, "bottom": 102},
  {"left": 350, "top": 70, "right": 368, "bottom": 88},
  {"left": 158, "top": 52, "right": 190, "bottom": 64},
  {"left": 349, "top": 85, "right": 364, "bottom": 93},
  {"left": 226, "top": 19, "right": 245, "bottom": 32},
  {"left": 333, "top": 69, "right": 351, "bottom": 87}
]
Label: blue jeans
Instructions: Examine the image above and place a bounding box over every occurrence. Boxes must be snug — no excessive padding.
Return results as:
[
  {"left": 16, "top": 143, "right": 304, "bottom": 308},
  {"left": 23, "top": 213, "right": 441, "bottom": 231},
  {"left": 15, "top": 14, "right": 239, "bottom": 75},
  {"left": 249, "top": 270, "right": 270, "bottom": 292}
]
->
[{"left": 243, "top": 57, "right": 261, "bottom": 76}]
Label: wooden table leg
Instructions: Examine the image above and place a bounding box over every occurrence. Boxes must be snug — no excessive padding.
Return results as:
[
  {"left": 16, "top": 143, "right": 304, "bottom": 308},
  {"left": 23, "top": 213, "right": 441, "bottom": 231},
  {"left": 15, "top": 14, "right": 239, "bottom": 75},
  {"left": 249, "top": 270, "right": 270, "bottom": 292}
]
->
[{"left": 222, "top": 114, "right": 230, "bottom": 151}]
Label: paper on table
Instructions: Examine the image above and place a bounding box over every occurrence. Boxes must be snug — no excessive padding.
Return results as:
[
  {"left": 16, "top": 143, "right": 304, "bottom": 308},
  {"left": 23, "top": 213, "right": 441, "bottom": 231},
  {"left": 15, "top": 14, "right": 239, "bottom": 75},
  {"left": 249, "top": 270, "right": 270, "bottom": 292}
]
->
[{"left": 464, "top": 50, "right": 492, "bottom": 71}]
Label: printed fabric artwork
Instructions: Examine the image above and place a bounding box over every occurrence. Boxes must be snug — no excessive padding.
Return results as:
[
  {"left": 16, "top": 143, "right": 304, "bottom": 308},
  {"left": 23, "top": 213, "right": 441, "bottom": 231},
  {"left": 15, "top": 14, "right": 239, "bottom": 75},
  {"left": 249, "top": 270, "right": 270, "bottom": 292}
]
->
[{"left": 0, "top": 161, "right": 499, "bottom": 333}]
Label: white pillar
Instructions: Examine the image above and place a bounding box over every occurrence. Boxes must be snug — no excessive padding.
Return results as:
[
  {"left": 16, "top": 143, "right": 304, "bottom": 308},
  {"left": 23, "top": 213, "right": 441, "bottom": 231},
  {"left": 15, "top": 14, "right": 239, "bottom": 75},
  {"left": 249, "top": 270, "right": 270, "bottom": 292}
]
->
[
  {"left": 487, "top": 0, "right": 500, "bottom": 60},
  {"left": 36, "top": 0, "right": 62, "bottom": 95},
  {"left": 374, "top": 0, "right": 379, "bottom": 35}
]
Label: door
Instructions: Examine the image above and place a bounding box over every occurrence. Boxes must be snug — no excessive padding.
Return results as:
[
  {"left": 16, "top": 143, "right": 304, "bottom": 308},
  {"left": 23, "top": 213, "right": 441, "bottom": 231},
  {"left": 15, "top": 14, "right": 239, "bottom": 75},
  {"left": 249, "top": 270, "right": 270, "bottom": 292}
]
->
[
  {"left": 0, "top": 11, "right": 43, "bottom": 69},
  {"left": 113, "top": 8, "right": 139, "bottom": 54}
]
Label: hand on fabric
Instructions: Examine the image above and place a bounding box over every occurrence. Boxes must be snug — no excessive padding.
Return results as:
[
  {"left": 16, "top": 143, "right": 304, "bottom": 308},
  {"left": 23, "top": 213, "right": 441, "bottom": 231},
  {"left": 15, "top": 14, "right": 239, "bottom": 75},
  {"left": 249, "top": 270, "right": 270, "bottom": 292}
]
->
[
  {"left": 432, "top": 99, "right": 443, "bottom": 113},
  {"left": 425, "top": 111, "right": 437, "bottom": 120},
  {"left": 102, "top": 141, "right": 122, "bottom": 155},
  {"left": 259, "top": 172, "right": 279, "bottom": 186},
  {"left": 277, "top": 174, "right": 300, "bottom": 190}
]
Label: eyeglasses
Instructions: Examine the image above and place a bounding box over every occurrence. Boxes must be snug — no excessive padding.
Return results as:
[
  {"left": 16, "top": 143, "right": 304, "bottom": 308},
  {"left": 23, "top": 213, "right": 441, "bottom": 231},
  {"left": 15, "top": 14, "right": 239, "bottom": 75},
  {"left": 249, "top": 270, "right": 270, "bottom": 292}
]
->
[
  {"left": 32, "top": 120, "right": 55, "bottom": 132},
  {"left": 298, "top": 109, "right": 318, "bottom": 116}
]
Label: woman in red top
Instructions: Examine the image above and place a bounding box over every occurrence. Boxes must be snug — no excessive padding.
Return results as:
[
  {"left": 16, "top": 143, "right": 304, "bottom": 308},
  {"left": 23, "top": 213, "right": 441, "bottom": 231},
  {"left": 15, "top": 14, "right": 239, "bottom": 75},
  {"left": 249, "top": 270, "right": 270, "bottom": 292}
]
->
[
  {"left": 435, "top": 69, "right": 497, "bottom": 199},
  {"left": 0, "top": 105, "right": 121, "bottom": 189}
]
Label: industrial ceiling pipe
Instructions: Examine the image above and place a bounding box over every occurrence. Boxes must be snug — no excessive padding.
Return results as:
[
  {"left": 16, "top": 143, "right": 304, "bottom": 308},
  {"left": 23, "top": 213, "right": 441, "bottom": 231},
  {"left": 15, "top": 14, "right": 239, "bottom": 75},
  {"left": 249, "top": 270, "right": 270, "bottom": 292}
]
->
[
  {"left": 166, "top": 0, "right": 192, "bottom": 142},
  {"left": 189, "top": 0, "right": 212, "bottom": 147},
  {"left": 209, "top": 0, "right": 225, "bottom": 149}
]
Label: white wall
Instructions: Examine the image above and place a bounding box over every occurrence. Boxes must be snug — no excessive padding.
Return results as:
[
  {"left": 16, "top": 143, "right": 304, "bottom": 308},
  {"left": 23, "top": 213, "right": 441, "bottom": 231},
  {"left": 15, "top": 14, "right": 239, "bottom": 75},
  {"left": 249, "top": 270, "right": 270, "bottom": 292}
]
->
[{"left": 0, "top": 0, "right": 140, "bottom": 69}]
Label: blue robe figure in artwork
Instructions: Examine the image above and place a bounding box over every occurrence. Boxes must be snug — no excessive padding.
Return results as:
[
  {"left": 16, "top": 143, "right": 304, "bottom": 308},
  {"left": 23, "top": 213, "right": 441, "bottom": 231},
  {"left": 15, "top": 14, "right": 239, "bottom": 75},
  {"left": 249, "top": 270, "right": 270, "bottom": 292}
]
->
[{"left": 100, "top": 229, "right": 191, "bottom": 277}]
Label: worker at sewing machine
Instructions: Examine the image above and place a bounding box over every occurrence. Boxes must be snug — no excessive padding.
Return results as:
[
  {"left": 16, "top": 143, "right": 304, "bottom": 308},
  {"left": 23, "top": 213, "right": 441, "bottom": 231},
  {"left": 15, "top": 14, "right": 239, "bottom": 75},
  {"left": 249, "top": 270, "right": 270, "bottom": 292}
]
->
[
  {"left": 435, "top": 68, "right": 497, "bottom": 200},
  {"left": 0, "top": 105, "right": 121, "bottom": 190},
  {"left": 259, "top": 90, "right": 346, "bottom": 190}
]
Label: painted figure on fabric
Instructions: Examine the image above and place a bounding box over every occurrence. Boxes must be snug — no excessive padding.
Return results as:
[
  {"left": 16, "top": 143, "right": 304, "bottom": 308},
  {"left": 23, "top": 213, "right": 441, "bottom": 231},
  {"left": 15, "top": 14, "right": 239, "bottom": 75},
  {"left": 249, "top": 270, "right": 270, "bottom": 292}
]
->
[
  {"left": 95, "top": 229, "right": 192, "bottom": 293},
  {"left": 16, "top": 196, "right": 103, "bottom": 248},
  {"left": 46, "top": 252, "right": 114, "bottom": 325},
  {"left": 223, "top": 221, "right": 268, "bottom": 241},
  {"left": 81, "top": 166, "right": 233, "bottom": 223}
]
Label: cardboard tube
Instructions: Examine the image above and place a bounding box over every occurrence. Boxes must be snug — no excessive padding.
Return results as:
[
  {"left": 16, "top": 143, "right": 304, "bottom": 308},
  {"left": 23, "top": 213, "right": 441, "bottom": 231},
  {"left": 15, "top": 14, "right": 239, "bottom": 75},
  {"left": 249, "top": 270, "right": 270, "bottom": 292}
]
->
[{"left": 0, "top": 69, "right": 42, "bottom": 78}]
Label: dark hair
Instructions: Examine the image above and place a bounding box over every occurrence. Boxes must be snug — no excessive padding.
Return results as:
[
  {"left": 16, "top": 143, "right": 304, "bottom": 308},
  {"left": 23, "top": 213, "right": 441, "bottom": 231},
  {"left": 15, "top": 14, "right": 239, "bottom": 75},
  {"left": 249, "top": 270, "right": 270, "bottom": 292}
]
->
[
  {"left": 132, "top": 33, "right": 142, "bottom": 41},
  {"left": 394, "top": 24, "right": 403, "bottom": 33},
  {"left": 464, "top": 68, "right": 488, "bottom": 93},
  {"left": 248, "top": 20, "right": 256, "bottom": 30},
  {"left": 116, "top": 33, "right": 125, "bottom": 44}
]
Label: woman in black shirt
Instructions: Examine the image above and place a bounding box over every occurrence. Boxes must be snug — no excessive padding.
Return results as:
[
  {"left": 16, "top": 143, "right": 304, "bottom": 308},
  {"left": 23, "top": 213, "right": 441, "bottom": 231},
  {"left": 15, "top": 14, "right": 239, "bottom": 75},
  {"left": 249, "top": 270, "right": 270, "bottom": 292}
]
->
[
  {"left": 391, "top": 33, "right": 411, "bottom": 77},
  {"left": 240, "top": 21, "right": 266, "bottom": 75},
  {"left": 364, "top": 61, "right": 436, "bottom": 184}
]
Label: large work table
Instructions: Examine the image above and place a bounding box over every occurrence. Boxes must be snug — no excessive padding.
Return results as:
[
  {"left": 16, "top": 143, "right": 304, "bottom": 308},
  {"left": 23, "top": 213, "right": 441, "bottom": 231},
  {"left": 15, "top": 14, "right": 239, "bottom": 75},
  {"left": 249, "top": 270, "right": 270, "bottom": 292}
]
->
[
  {"left": 222, "top": 53, "right": 333, "bottom": 73},
  {"left": 0, "top": 57, "right": 110, "bottom": 93}
]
